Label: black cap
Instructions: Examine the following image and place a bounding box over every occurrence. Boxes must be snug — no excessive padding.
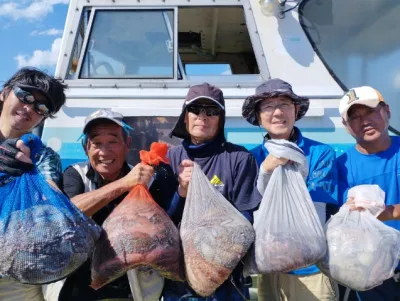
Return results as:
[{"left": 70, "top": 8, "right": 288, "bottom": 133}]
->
[{"left": 170, "top": 83, "right": 225, "bottom": 139}]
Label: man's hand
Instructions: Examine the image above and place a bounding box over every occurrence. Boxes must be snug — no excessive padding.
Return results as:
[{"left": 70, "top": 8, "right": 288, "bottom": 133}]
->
[
  {"left": 345, "top": 197, "right": 366, "bottom": 212},
  {"left": 261, "top": 154, "right": 289, "bottom": 173},
  {"left": 0, "top": 138, "right": 33, "bottom": 176},
  {"left": 177, "top": 159, "right": 194, "bottom": 197},
  {"left": 122, "top": 163, "right": 154, "bottom": 189}
]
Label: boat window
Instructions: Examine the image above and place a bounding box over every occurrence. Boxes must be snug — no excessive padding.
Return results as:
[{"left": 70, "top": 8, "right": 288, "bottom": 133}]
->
[
  {"left": 178, "top": 6, "right": 260, "bottom": 80},
  {"left": 66, "top": 9, "right": 91, "bottom": 79},
  {"left": 185, "top": 63, "right": 232, "bottom": 76},
  {"left": 300, "top": 0, "right": 400, "bottom": 133},
  {"left": 79, "top": 9, "right": 175, "bottom": 79}
]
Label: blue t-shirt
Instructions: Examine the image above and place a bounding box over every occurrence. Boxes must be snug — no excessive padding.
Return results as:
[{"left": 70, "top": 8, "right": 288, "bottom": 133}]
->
[
  {"left": 337, "top": 136, "right": 400, "bottom": 231},
  {"left": 250, "top": 128, "right": 338, "bottom": 276}
]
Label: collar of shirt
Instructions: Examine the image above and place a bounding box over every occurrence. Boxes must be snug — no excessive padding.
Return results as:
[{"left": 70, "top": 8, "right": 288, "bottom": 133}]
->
[
  {"left": 182, "top": 135, "right": 226, "bottom": 159},
  {"left": 263, "top": 126, "right": 303, "bottom": 151}
]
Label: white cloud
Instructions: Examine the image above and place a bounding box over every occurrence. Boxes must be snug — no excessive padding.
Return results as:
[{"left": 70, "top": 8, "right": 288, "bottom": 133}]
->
[
  {"left": 15, "top": 38, "right": 62, "bottom": 68},
  {"left": 30, "top": 28, "right": 63, "bottom": 36},
  {"left": 0, "top": 0, "right": 69, "bottom": 21}
]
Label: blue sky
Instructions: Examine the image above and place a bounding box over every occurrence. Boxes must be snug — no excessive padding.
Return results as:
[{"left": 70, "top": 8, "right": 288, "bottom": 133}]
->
[{"left": 0, "top": 0, "right": 68, "bottom": 84}]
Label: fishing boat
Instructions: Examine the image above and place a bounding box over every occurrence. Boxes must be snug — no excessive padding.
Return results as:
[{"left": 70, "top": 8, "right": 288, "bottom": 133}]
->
[
  {"left": 42, "top": 0, "right": 400, "bottom": 168},
  {"left": 42, "top": 0, "right": 400, "bottom": 298}
]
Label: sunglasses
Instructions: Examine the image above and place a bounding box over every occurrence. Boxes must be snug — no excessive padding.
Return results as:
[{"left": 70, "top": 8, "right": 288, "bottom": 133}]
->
[
  {"left": 13, "top": 86, "right": 52, "bottom": 117},
  {"left": 187, "top": 105, "right": 221, "bottom": 117}
]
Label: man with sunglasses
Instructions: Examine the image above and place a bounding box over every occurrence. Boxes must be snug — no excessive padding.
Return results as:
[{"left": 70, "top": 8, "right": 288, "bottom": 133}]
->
[
  {"left": 161, "top": 82, "right": 262, "bottom": 301},
  {"left": 0, "top": 67, "right": 66, "bottom": 300},
  {"left": 337, "top": 86, "right": 400, "bottom": 301},
  {"left": 242, "top": 78, "right": 338, "bottom": 301}
]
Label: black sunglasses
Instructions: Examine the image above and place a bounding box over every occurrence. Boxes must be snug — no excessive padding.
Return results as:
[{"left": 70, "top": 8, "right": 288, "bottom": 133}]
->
[
  {"left": 13, "top": 86, "right": 52, "bottom": 117},
  {"left": 187, "top": 104, "right": 221, "bottom": 117}
]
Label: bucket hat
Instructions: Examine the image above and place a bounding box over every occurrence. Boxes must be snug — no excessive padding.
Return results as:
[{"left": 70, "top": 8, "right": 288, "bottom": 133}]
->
[{"left": 242, "top": 79, "right": 309, "bottom": 126}]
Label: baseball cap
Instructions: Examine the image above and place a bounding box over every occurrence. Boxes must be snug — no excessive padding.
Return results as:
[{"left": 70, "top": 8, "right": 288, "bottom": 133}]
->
[
  {"left": 184, "top": 83, "right": 225, "bottom": 109},
  {"left": 339, "top": 86, "right": 385, "bottom": 120},
  {"left": 169, "top": 83, "right": 226, "bottom": 139},
  {"left": 83, "top": 109, "right": 133, "bottom": 134}
]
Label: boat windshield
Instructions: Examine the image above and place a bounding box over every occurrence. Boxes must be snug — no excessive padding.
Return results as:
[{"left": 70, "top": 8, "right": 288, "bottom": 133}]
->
[{"left": 299, "top": 0, "right": 400, "bottom": 133}]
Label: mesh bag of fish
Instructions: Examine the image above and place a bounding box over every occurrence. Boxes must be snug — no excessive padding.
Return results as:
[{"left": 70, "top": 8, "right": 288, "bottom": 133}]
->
[
  {"left": 318, "top": 185, "right": 400, "bottom": 291},
  {"left": 180, "top": 162, "right": 255, "bottom": 297},
  {"left": 244, "top": 140, "right": 326, "bottom": 275},
  {"left": 91, "top": 142, "right": 184, "bottom": 290},
  {"left": 0, "top": 134, "right": 102, "bottom": 284}
]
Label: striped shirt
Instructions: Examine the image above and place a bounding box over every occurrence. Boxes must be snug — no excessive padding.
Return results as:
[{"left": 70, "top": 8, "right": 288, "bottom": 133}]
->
[{"left": 35, "top": 145, "right": 62, "bottom": 185}]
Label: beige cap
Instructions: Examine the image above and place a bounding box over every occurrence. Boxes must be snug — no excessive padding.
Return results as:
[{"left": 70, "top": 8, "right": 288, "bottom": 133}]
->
[{"left": 339, "top": 86, "right": 385, "bottom": 120}]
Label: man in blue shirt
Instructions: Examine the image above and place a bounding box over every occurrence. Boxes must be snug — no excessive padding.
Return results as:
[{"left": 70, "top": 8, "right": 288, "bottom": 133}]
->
[
  {"left": 337, "top": 86, "right": 400, "bottom": 301},
  {"left": 242, "top": 78, "right": 338, "bottom": 301}
]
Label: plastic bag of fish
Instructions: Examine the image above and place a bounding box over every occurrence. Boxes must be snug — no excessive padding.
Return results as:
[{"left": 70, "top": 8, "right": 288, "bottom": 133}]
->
[
  {"left": 318, "top": 185, "right": 400, "bottom": 291},
  {"left": 244, "top": 140, "right": 326, "bottom": 275},
  {"left": 0, "top": 134, "right": 102, "bottom": 284},
  {"left": 181, "top": 162, "right": 255, "bottom": 297}
]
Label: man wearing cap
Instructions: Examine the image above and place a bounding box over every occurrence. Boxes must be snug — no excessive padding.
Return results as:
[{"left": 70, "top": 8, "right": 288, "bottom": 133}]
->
[
  {"left": 337, "top": 86, "right": 400, "bottom": 300},
  {"left": 0, "top": 67, "right": 66, "bottom": 300},
  {"left": 162, "top": 82, "right": 261, "bottom": 300},
  {"left": 242, "top": 78, "right": 338, "bottom": 301},
  {"left": 52, "top": 108, "right": 177, "bottom": 300}
]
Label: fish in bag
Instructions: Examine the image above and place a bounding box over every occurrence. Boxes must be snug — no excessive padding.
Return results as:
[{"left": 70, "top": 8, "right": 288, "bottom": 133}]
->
[
  {"left": 91, "top": 142, "right": 184, "bottom": 290},
  {"left": 244, "top": 140, "right": 326, "bottom": 275},
  {"left": 180, "top": 162, "right": 255, "bottom": 297},
  {"left": 0, "top": 134, "right": 102, "bottom": 284},
  {"left": 318, "top": 185, "right": 400, "bottom": 291}
]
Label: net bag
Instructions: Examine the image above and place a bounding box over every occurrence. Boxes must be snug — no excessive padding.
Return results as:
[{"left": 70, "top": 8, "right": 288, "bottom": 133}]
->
[
  {"left": 0, "top": 134, "right": 102, "bottom": 284},
  {"left": 91, "top": 143, "right": 184, "bottom": 290},
  {"left": 181, "top": 162, "right": 255, "bottom": 297},
  {"left": 244, "top": 139, "right": 326, "bottom": 275}
]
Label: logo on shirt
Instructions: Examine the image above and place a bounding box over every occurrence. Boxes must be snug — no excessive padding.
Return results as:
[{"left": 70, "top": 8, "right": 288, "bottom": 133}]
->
[{"left": 210, "top": 175, "right": 224, "bottom": 192}]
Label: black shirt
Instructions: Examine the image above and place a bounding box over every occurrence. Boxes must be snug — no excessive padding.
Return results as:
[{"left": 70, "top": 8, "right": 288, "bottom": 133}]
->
[
  {"left": 60, "top": 161, "right": 178, "bottom": 301},
  {"left": 60, "top": 162, "right": 132, "bottom": 301}
]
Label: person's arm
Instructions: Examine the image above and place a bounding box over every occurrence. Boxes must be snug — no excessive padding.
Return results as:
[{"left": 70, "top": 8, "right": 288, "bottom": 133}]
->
[
  {"left": 306, "top": 147, "right": 339, "bottom": 223},
  {"left": 256, "top": 168, "right": 273, "bottom": 195},
  {"left": 232, "top": 153, "right": 263, "bottom": 220},
  {"left": 337, "top": 155, "right": 351, "bottom": 208},
  {"left": 66, "top": 163, "right": 154, "bottom": 217},
  {"left": 307, "top": 147, "right": 338, "bottom": 205},
  {"left": 373, "top": 205, "right": 399, "bottom": 221}
]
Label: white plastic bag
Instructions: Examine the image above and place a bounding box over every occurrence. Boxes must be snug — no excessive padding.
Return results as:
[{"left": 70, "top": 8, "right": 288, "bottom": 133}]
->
[
  {"left": 318, "top": 185, "right": 400, "bottom": 291},
  {"left": 348, "top": 184, "right": 386, "bottom": 217},
  {"left": 181, "top": 162, "right": 255, "bottom": 297},
  {"left": 244, "top": 140, "right": 326, "bottom": 275}
]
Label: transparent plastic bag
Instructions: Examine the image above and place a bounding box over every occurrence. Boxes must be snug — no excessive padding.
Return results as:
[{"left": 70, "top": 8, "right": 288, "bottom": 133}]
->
[
  {"left": 244, "top": 140, "right": 326, "bottom": 275},
  {"left": 181, "top": 162, "right": 255, "bottom": 297},
  {"left": 318, "top": 185, "right": 400, "bottom": 291}
]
